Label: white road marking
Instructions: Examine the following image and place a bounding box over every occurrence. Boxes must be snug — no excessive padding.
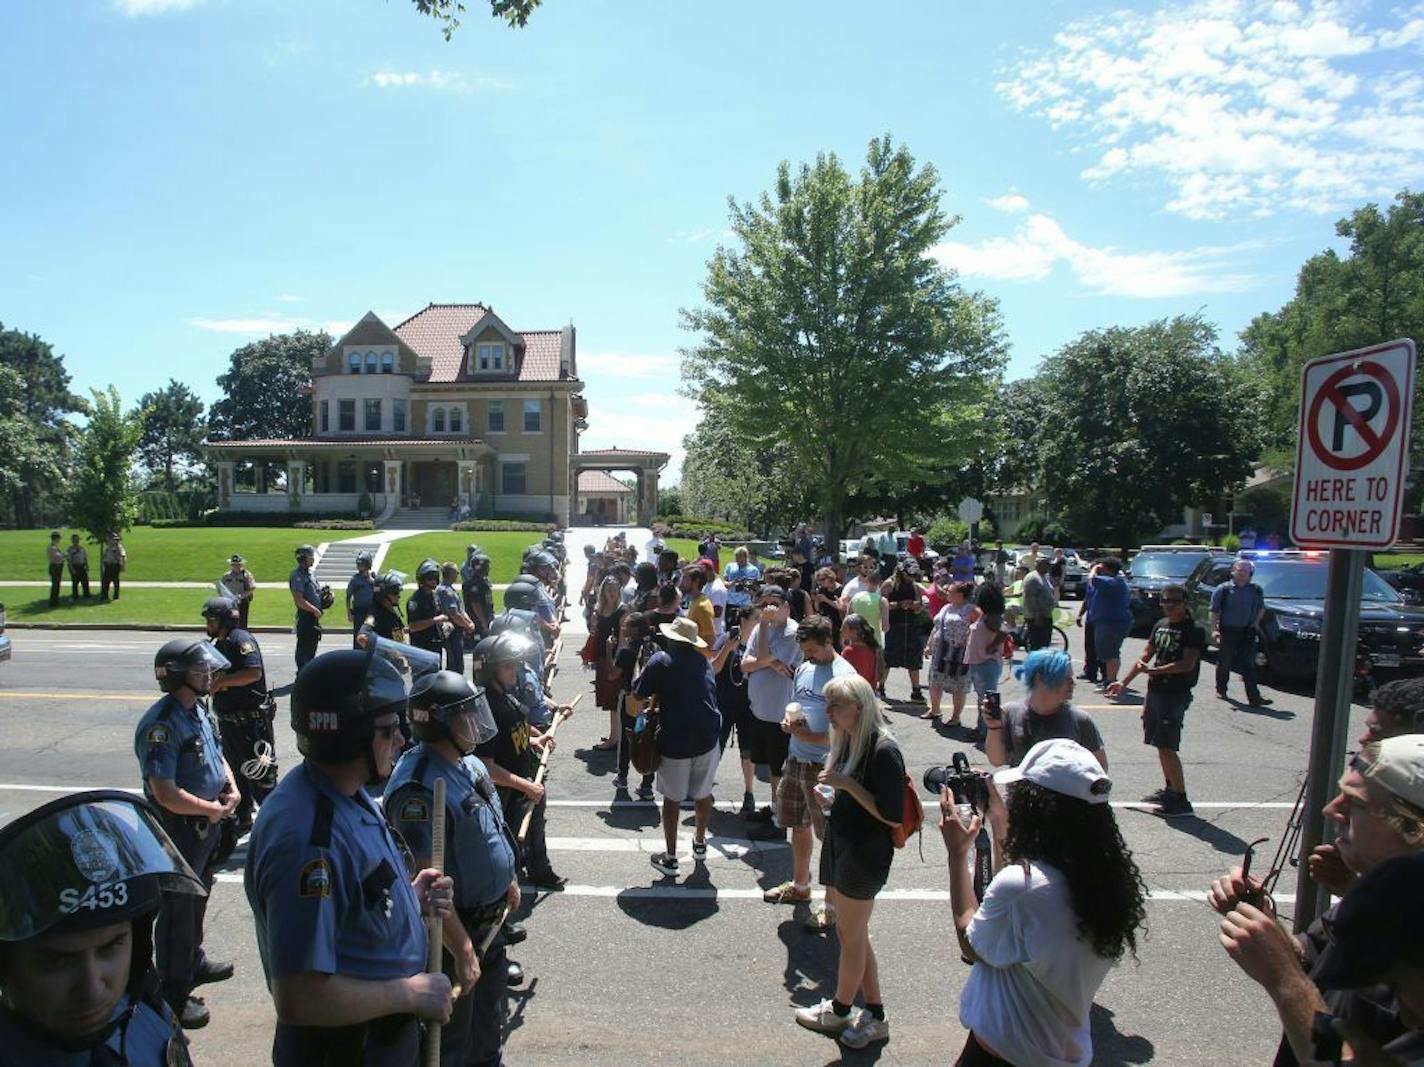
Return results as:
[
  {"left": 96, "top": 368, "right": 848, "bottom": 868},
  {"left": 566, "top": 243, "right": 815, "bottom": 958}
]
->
[{"left": 544, "top": 835, "right": 786, "bottom": 856}]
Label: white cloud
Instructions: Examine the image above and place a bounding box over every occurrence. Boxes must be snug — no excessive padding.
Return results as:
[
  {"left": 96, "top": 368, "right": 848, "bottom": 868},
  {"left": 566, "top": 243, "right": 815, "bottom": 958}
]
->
[
  {"left": 999, "top": 0, "right": 1424, "bottom": 218},
  {"left": 189, "top": 314, "right": 350, "bottom": 336},
  {"left": 278, "top": 293, "right": 305, "bottom": 304},
  {"left": 364, "top": 70, "right": 510, "bottom": 93},
  {"left": 934, "top": 212, "right": 1257, "bottom": 297},
  {"left": 987, "top": 193, "right": 1032, "bottom": 214},
  {"left": 668, "top": 228, "right": 733, "bottom": 244},
  {"left": 578, "top": 351, "right": 679, "bottom": 380},
  {"left": 114, "top": 0, "right": 201, "bottom": 14}
]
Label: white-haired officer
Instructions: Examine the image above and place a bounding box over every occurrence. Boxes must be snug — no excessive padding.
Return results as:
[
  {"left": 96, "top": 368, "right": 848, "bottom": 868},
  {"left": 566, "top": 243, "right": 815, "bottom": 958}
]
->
[
  {"left": 0, "top": 790, "right": 206, "bottom": 1064},
  {"left": 245, "top": 643, "right": 455, "bottom": 1066},
  {"left": 385, "top": 670, "right": 519, "bottom": 1066},
  {"left": 135, "top": 637, "right": 239, "bottom": 1029}
]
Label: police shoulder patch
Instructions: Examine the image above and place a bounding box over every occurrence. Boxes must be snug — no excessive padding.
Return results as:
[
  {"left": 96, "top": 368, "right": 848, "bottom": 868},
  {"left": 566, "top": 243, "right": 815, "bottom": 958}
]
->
[
  {"left": 238, "top": 641, "right": 257, "bottom": 655},
  {"left": 298, "top": 857, "right": 332, "bottom": 899},
  {"left": 166, "top": 1035, "right": 189, "bottom": 1067},
  {"left": 398, "top": 796, "right": 430, "bottom": 823},
  {"left": 146, "top": 724, "right": 170, "bottom": 745}
]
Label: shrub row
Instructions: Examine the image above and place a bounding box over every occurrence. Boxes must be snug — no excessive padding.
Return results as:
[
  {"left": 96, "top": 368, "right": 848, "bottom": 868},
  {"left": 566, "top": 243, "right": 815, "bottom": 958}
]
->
[{"left": 453, "top": 519, "right": 558, "bottom": 533}]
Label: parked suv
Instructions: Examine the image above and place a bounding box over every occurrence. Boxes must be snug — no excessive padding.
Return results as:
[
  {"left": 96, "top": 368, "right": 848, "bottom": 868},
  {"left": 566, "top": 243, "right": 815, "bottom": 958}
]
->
[
  {"left": 1184, "top": 550, "right": 1424, "bottom": 681},
  {"left": 1127, "top": 545, "right": 1219, "bottom": 633}
]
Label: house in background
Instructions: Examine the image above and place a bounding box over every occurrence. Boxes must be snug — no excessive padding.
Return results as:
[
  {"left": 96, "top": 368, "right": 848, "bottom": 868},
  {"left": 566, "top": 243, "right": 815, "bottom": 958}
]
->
[
  {"left": 577, "top": 470, "right": 633, "bottom": 524},
  {"left": 205, "top": 303, "right": 668, "bottom": 526},
  {"left": 986, "top": 488, "right": 1210, "bottom": 544}
]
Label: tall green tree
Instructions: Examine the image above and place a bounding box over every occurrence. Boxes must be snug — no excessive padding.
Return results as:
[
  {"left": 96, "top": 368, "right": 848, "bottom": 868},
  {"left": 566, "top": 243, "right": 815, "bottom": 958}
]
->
[
  {"left": 135, "top": 379, "right": 206, "bottom": 491},
  {"left": 1034, "top": 315, "right": 1262, "bottom": 548},
  {"left": 0, "top": 323, "right": 86, "bottom": 528},
  {"left": 70, "top": 387, "right": 143, "bottom": 544},
  {"left": 208, "top": 330, "right": 330, "bottom": 442},
  {"left": 679, "top": 399, "right": 811, "bottom": 532},
  {"left": 682, "top": 136, "right": 1007, "bottom": 543},
  {"left": 1238, "top": 190, "right": 1423, "bottom": 477},
  {"left": 0, "top": 365, "right": 66, "bottom": 517}
]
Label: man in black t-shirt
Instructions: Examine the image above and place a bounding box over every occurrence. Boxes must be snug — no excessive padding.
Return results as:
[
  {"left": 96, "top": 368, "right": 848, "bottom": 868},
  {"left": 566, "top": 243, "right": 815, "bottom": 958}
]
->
[{"left": 1109, "top": 583, "right": 1204, "bottom": 818}]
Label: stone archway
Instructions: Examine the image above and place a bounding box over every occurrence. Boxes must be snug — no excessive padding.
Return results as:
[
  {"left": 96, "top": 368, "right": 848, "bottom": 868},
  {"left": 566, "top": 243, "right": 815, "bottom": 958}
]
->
[{"left": 571, "top": 448, "right": 669, "bottom": 527}]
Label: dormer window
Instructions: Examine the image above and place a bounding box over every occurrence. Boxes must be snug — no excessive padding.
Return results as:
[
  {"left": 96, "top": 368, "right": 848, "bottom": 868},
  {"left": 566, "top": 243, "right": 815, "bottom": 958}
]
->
[
  {"left": 348, "top": 352, "right": 361, "bottom": 374},
  {"left": 364, "top": 351, "right": 378, "bottom": 374},
  {"left": 476, "top": 343, "right": 505, "bottom": 372},
  {"left": 381, "top": 352, "right": 394, "bottom": 374}
]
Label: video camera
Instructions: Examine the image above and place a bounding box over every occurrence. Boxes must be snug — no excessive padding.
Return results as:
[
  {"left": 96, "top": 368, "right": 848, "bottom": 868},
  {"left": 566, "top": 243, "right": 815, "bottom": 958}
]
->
[{"left": 923, "top": 752, "right": 989, "bottom": 810}]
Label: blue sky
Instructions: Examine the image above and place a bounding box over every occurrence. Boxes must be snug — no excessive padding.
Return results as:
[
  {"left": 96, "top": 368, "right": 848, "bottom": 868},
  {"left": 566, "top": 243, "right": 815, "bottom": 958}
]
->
[{"left": 3, "top": 0, "right": 1422, "bottom": 480}]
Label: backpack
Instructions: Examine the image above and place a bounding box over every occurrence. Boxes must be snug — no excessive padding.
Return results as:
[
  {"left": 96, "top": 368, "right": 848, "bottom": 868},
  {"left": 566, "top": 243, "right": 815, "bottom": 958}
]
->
[{"left": 891, "top": 774, "right": 924, "bottom": 852}]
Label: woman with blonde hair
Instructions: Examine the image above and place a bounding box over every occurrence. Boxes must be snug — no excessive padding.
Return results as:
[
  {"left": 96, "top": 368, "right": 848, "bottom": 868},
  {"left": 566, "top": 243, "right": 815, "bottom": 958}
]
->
[{"left": 794, "top": 674, "right": 904, "bottom": 1050}]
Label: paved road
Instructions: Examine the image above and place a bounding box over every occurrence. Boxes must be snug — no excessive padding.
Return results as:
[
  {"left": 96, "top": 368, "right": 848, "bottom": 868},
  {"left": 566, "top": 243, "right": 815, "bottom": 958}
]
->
[{"left": 0, "top": 610, "right": 1365, "bottom": 1065}]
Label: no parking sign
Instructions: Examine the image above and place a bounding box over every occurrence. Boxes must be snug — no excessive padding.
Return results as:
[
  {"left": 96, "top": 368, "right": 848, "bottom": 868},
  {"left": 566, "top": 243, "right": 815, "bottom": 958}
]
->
[{"left": 1291, "top": 339, "right": 1417, "bottom": 549}]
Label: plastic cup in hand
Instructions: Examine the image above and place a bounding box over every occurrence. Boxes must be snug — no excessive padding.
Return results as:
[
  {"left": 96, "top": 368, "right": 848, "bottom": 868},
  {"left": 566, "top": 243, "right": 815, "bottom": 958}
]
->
[
  {"left": 784, "top": 701, "right": 806, "bottom": 727},
  {"left": 815, "top": 784, "right": 835, "bottom": 811}
]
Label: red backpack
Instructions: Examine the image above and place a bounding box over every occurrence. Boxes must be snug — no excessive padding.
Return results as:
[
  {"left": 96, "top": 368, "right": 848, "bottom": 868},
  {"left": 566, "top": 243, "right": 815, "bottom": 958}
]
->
[{"left": 891, "top": 773, "right": 924, "bottom": 851}]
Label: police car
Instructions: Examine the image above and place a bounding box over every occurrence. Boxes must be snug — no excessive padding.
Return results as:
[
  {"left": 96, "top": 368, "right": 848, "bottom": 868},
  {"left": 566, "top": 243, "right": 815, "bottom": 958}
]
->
[
  {"left": 1184, "top": 550, "right": 1424, "bottom": 681},
  {"left": 0, "top": 602, "right": 9, "bottom": 663},
  {"left": 1127, "top": 545, "right": 1219, "bottom": 633}
]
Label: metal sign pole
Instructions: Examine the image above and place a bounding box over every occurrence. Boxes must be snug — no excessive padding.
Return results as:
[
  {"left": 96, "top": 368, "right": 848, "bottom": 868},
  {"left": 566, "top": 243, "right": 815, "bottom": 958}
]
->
[{"left": 1292, "top": 547, "right": 1365, "bottom": 930}]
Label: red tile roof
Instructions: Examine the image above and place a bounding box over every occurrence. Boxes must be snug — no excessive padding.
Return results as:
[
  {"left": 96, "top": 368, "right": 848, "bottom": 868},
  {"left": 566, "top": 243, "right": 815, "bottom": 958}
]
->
[
  {"left": 577, "top": 470, "right": 633, "bottom": 494},
  {"left": 391, "top": 304, "right": 569, "bottom": 383}
]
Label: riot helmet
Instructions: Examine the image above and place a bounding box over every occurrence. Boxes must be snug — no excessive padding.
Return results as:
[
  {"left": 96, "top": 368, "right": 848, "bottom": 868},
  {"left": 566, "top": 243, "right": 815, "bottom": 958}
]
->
[
  {"left": 466, "top": 543, "right": 483, "bottom": 559},
  {"left": 201, "top": 595, "right": 240, "bottom": 635},
  {"left": 408, "top": 671, "right": 497, "bottom": 754},
  {"left": 153, "top": 638, "right": 230, "bottom": 695},
  {"left": 469, "top": 635, "right": 498, "bottom": 673},
  {"left": 375, "top": 571, "right": 405, "bottom": 601},
  {"left": 355, "top": 550, "right": 374, "bottom": 569},
  {"left": 295, "top": 544, "right": 316, "bottom": 563},
  {"left": 503, "top": 581, "right": 540, "bottom": 611},
  {"left": 471, "top": 553, "right": 491, "bottom": 577},
  {"left": 416, "top": 558, "right": 441, "bottom": 583},
  {"left": 479, "top": 630, "right": 538, "bottom": 686}
]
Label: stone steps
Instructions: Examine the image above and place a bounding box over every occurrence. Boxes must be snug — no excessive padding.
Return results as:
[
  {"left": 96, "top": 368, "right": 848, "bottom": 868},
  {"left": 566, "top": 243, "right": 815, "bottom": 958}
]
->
[
  {"left": 313, "top": 540, "right": 381, "bottom": 585},
  {"left": 377, "top": 508, "right": 453, "bottom": 531}
]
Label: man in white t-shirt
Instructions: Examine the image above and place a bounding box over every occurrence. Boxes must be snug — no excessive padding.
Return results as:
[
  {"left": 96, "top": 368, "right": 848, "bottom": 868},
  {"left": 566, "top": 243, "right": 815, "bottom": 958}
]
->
[{"left": 703, "top": 559, "right": 729, "bottom": 638}]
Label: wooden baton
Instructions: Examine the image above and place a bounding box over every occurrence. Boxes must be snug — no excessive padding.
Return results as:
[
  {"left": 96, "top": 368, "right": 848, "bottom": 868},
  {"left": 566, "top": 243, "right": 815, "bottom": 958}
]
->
[{"left": 423, "top": 776, "right": 447, "bottom": 1067}]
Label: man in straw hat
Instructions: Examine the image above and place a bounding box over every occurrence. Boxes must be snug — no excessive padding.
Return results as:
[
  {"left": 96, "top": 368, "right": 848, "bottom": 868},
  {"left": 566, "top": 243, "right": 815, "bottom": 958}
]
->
[{"left": 632, "top": 615, "right": 723, "bottom": 880}]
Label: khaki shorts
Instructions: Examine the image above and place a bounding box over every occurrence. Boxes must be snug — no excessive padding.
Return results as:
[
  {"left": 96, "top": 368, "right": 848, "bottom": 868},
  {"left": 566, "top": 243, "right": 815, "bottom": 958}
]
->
[{"left": 774, "top": 757, "right": 826, "bottom": 837}]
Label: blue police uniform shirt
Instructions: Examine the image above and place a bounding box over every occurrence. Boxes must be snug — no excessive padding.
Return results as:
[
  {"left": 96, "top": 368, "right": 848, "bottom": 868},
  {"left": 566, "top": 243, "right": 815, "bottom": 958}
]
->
[
  {"left": 245, "top": 761, "right": 425, "bottom": 984},
  {"left": 347, "top": 571, "right": 376, "bottom": 618},
  {"left": 289, "top": 565, "right": 321, "bottom": 614},
  {"left": 0, "top": 992, "right": 189, "bottom": 1066},
  {"left": 517, "top": 662, "right": 551, "bottom": 728},
  {"left": 385, "top": 746, "right": 517, "bottom": 911},
  {"left": 534, "top": 585, "right": 557, "bottom": 624},
  {"left": 435, "top": 581, "right": 463, "bottom": 620},
  {"left": 134, "top": 694, "right": 227, "bottom": 801}
]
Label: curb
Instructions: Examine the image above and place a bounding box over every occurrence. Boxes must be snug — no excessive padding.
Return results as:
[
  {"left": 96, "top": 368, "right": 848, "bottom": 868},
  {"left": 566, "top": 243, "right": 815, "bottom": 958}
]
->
[{"left": 5, "top": 623, "right": 292, "bottom": 633}]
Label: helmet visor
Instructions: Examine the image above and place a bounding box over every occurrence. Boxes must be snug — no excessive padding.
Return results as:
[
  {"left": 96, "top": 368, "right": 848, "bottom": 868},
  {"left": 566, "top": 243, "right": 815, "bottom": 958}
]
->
[
  {"left": 362, "top": 633, "right": 441, "bottom": 694},
  {"left": 450, "top": 688, "right": 498, "bottom": 749},
  {"left": 0, "top": 792, "right": 204, "bottom": 942}
]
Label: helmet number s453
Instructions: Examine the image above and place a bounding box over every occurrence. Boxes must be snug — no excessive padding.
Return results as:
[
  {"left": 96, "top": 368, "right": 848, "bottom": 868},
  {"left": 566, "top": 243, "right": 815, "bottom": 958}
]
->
[{"left": 59, "top": 880, "right": 129, "bottom": 915}]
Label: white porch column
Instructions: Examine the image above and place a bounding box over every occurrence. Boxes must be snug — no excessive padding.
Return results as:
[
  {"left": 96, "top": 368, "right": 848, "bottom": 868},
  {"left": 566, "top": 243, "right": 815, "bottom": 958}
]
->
[
  {"left": 216, "top": 462, "right": 235, "bottom": 509},
  {"left": 383, "top": 460, "right": 402, "bottom": 505},
  {"left": 287, "top": 460, "right": 306, "bottom": 510},
  {"left": 458, "top": 460, "right": 477, "bottom": 504}
]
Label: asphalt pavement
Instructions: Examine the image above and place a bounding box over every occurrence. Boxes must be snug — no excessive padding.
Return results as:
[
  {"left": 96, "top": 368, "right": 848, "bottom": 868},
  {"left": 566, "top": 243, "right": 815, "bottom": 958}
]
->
[{"left": 0, "top": 613, "right": 1368, "bottom": 1066}]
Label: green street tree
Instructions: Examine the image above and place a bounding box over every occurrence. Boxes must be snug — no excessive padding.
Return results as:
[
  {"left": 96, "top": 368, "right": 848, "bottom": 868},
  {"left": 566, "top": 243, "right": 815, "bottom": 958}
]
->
[
  {"left": 70, "top": 387, "right": 143, "bottom": 545},
  {"left": 1237, "top": 189, "right": 1423, "bottom": 493},
  {"left": 135, "top": 378, "right": 206, "bottom": 492},
  {"left": 1034, "top": 315, "right": 1262, "bottom": 548},
  {"left": 0, "top": 365, "right": 66, "bottom": 517},
  {"left": 682, "top": 135, "right": 1007, "bottom": 543},
  {"left": 678, "top": 398, "right": 810, "bottom": 532},
  {"left": 208, "top": 330, "right": 330, "bottom": 442},
  {"left": 412, "top": 0, "right": 541, "bottom": 37},
  {"left": 0, "top": 323, "right": 86, "bottom": 528}
]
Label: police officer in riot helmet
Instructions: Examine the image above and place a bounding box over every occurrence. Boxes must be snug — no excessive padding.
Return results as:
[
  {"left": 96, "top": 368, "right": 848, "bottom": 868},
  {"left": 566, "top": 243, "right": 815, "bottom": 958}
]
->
[
  {"left": 290, "top": 544, "right": 325, "bottom": 670},
  {"left": 370, "top": 573, "right": 407, "bottom": 642},
  {"left": 134, "top": 638, "right": 239, "bottom": 1029},
  {"left": 245, "top": 646, "right": 455, "bottom": 1066},
  {"left": 406, "top": 559, "right": 449, "bottom": 661},
  {"left": 203, "top": 596, "right": 275, "bottom": 836},
  {"left": 385, "top": 672, "right": 521, "bottom": 1066},
  {"left": 347, "top": 550, "right": 378, "bottom": 648},
  {"left": 0, "top": 790, "right": 206, "bottom": 1064},
  {"left": 462, "top": 552, "right": 494, "bottom": 638}
]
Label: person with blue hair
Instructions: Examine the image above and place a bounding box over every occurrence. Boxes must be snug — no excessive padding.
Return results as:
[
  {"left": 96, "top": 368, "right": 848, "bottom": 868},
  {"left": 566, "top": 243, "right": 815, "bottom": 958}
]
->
[{"left": 984, "top": 649, "right": 1108, "bottom": 772}]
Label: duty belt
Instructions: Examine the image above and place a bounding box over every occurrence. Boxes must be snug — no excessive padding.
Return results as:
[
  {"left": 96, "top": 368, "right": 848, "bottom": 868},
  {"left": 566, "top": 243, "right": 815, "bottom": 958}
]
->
[{"left": 215, "top": 702, "right": 271, "bottom": 725}]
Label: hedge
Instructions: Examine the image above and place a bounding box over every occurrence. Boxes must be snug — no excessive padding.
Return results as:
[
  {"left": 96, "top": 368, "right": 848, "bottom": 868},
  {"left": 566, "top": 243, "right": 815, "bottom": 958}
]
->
[
  {"left": 197, "top": 511, "right": 364, "bottom": 528},
  {"left": 295, "top": 520, "right": 375, "bottom": 530},
  {"left": 453, "top": 519, "right": 558, "bottom": 533}
]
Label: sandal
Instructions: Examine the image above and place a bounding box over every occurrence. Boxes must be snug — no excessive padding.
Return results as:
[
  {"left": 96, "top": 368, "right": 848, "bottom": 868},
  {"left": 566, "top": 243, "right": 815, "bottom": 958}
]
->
[
  {"left": 919, "top": 709, "right": 938, "bottom": 720},
  {"left": 942, "top": 716, "right": 962, "bottom": 728},
  {"left": 803, "top": 902, "right": 837, "bottom": 932},
  {"left": 762, "top": 880, "right": 812, "bottom": 904}
]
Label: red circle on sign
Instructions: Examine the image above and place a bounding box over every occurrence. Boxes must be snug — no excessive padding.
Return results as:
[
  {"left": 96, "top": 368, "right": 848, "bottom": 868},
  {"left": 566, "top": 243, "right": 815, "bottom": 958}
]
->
[{"left": 1305, "top": 362, "right": 1401, "bottom": 471}]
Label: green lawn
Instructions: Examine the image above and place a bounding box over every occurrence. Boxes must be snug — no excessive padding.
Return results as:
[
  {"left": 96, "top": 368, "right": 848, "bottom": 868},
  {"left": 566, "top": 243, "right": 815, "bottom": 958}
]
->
[
  {"left": 1374, "top": 553, "right": 1424, "bottom": 569},
  {"left": 3, "top": 587, "right": 300, "bottom": 627},
  {"left": 0, "top": 528, "right": 324, "bottom": 583},
  {"left": 380, "top": 532, "right": 544, "bottom": 585}
]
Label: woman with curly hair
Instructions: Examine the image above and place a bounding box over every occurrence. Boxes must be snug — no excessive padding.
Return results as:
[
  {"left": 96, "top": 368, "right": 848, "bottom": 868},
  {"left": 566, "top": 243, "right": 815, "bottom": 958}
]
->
[{"left": 940, "top": 738, "right": 1147, "bottom": 1067}]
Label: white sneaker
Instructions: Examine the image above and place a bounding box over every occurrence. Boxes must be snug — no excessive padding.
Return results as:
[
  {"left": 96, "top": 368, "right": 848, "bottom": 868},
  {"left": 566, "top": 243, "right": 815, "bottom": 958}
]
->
[
  {"left": 840, "top": 1012, "right": 889, "bottom": 1048},
  {"left": 794, "top": 999, "right": 853, "bottom": 1035}
]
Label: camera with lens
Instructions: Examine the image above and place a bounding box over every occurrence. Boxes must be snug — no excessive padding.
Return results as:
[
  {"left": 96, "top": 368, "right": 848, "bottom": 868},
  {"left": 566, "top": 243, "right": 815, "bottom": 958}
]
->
[
  {"left": 923, "top": 752, "right": 989, "bottom": 811},
  {"left": 724, "top": 604, "right": 745, "bottom": 631}
]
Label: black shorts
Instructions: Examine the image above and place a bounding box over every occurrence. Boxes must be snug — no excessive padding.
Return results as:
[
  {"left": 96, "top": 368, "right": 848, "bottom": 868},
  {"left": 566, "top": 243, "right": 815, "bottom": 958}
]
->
[
  {"left": 1143, "top": 688, "right": 1191, "bottom": 751},
  {"left": 743, "top": 716, "right": 789, "bottom": 777},
  {"left": 732, "top": 704, "right": 758, "bottom": 755},
  {"left": 818, "top": 830, "right": 890, "bottom": 901}
]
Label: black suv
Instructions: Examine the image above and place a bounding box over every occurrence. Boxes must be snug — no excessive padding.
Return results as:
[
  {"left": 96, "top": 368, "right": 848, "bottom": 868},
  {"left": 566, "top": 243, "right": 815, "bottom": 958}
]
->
[
  {"left": 1127, "top": 546, "right": 1219, "bottom": 634},
  {"left": 1184, "top": 551, "right": 1424, "bottom": 681}
]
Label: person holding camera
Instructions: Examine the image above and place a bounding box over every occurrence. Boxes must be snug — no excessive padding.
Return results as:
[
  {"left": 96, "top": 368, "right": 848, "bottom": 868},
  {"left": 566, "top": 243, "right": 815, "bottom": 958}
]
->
[
  {"left": 794, "top": 673, "right": 902, "bottom": 1049},
  {"left": 942, "top": 738, "right": 1147, "bottom": 1067},
  {"left": 723, "top": 546, "right": 762, "bottom": 613},
  {"left": 985, "top": 650, "right": 1107, "bottom": 772}
]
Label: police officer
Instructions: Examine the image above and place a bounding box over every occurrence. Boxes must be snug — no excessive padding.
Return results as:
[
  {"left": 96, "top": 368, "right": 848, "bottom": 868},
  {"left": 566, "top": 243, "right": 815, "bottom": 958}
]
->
[
  {"left": 523, "top": 554, "right": 562, "bottom": 647},
  {"left": 203, "top": 596, "right": 275, "bottom": 835},
  {"left": 244, "top": 647, "right": 455, "bottom": 1066},
  {"left": 475, "top": 634, "right": 565, "bottom": 891},
  {"left": 385, "top": 671, "right": 519, "bottom": 1067},
  {"left": 0, "top": 789, "right": 205, "bottom": 1064},
  {"left": 134, "top": 638, "right": 239, "bottom": 1029},
  {"left": 347, "top": 550, "right": 378, "bottom": 647},
  {"left": 371, "top": 573, "right": 408, "bottom": 642},
  {"left": 406, "top": 559, "right": 448, "bottom": 664},
  {"left": 462, "top": 551, "right": 494, "bottom": 638},
  {"left": 219, "top": 552, "right": 256, "bottom": 629},
  {"left": 290, "top": 544, "right": 324, "bottom": 669},
  {"left": 437, "top": 563, "right": 476, "bottom": 676}
]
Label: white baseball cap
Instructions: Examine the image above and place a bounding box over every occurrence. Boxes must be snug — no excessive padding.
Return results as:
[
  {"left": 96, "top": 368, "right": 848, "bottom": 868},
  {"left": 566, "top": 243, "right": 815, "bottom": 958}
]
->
[
  {"left": 994, "top": 738, "right": 1112, "bottom": 804},
  {"left": 1360, "top": 734, "right": 1424, "bottom": 809}
]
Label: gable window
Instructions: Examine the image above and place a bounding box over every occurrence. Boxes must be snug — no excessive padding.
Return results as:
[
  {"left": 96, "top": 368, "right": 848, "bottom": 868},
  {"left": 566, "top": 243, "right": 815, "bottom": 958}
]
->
[
  {"left": 522, "top": 399, "right": 541, "bottom": 433},
  {"left": 488, "top": 400, "right": 504, "bottom": 433},
  {"left": 501, "top": 461, "right": 527, "bottom": 495},
  {"left": 449, "top": 407, "right": 463, "bottom": 434},
  {"left": 392, "top": 399, "right": 407, "bottom": 433},
  {"left": 433, "top": 408, "right": 446, "bottom": 433},
  {"left": 348, "top": 352, "right": 362, "bottom": 374},
  {"left": 364, "top": 351, "right": 377, "bottom": 374},
  {"left": 477, "top": 342, "right": 505, "bottom": 371},
  {"left": 338, "top": 399, "right": 355, "bottom": 432},
  {"left": 364, "top": 399, "right": 381, "bottom": 432},
  {"left": 319, "top": 400, "right": 329, "bottom": 433},
  {"left": 381, "top": 352, "right": 394, "bottom": 374}
]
